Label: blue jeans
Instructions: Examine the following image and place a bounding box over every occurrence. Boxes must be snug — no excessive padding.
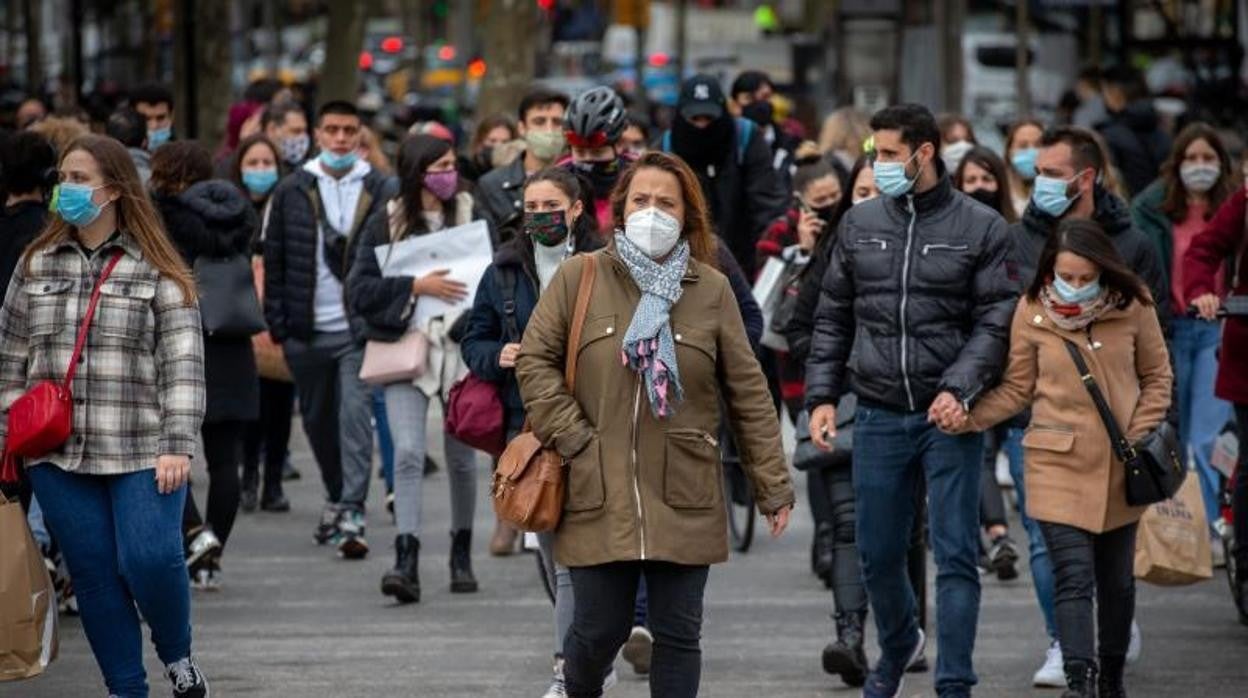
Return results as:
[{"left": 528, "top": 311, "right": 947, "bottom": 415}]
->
[
  {"left": 26, "top": 493, "right": 51, "bottom": 550},
  {"left": 853, "top": 405, "right": 981, "bottom": 696},
  {"left": 27, "top": 464, "right": 192, "bottom": 698},
  {"left": 1009, "top": 435, "right": 1058, "bottom": 641},
  {"left": 372, "top": 388, "right": 395, "bottom": 493},
  {"left": 1172, "top": 317, "right": 1234, "bottom": 529}
]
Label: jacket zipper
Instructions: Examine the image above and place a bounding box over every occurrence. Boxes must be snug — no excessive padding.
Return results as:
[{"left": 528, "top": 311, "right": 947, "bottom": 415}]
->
[
  {"left": 921, "top": 243, "right": 968, "bottom": 255},
  {"left": 630, "top": 378, "right": 647, "bottom": 560},
  {"left": 900, "top": 196, "right": 917, "bottom": 411}
]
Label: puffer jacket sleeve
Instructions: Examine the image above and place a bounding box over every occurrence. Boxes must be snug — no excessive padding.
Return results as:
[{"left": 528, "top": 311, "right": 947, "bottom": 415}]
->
[
  {"left": 346, "top": 209, "right": 417, "bottom": 333},
  {"left": 1127, "top": 228, "right": 1171, "bottom": 334},
  {"left": 967, "top": 300, "right": 1037, "bottom": 431},
  {"left": 937, "top": 214, "right": 1019, "bottom": 406},
  {"left": 1125, "top": 301, "right": 1173, "bottom": 441},
  {"left": 460, "top": 265, "right": 508, "bottom": 384},
  {"left": 714, "top": 279, "right": 794, "bottom": 515},
  {"left": 803, "top": 221, "right": 855, "bottom": 410},
  {"left": 515, "top": 255, "right": 595, "bottom": 460},
  {"left": 262, "top": 182, "right": 292, "bottom": 342}
]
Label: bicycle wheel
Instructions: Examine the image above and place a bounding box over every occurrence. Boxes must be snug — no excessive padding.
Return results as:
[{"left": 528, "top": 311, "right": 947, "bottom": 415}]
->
[{"left": 724, "top": 459, "right": 755, "bottom": 553}]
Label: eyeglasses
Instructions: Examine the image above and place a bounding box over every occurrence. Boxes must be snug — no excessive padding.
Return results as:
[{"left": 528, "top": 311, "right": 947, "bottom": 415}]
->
[{"left": 564, "top": 129, "right": 610, "bottom": 149}]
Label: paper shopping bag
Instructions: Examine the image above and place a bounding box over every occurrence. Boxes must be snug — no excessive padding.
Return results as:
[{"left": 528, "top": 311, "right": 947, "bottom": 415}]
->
[
  {"left": 0, "top": 492, "right": 58, "bottom": 681},
  {"left": 1134, "top": 474, "right": 1213, "bottom": 586}
]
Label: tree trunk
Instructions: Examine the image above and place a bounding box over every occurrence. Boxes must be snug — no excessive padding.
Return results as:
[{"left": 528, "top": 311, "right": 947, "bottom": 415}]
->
[
  {"left": 194, "top": 0, "right": 231, "bottom": 147},
  {"left": 320, "top": 0, "right": 369, "bottom": 107},
  {"left": 477, "top": 0, "right": 537, "bottom": 119}
]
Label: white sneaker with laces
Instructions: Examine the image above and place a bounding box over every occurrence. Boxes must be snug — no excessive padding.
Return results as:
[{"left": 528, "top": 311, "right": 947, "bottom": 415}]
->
[
  {"left": 1033, "top": 641, "right": 1065, "bottom": 687},
  {"left": 1126, "top": 620, "right": 1141, "bottom": 665},
  {"left": 542, "top": 658, "right": 567, "bottom": 698}
]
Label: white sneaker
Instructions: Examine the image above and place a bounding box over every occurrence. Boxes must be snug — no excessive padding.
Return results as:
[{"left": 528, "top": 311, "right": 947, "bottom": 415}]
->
[
  {"left": 1033, "top": 641, "right": 1065, "bottom": 687},
  {"left": 1126, "top": 620, "right": 1141, "bottom": 664},
  {"left": 603, "top": 667, "right": 618, "bottom": 692},
  {"left": 185, "top": 529, "right": 222, "bottom": 569},
  {"left": 542, "top": 658, "right": 567, "bottom": 698},
  {"left": 621, "top": 625, "right": 653, "bottom": 675},
  {"left": 1213, "top": 534, "right": 1227, "bottom": 568}
]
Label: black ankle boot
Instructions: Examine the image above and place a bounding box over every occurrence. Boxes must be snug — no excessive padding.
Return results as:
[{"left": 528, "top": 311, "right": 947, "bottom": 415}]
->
[
  {"left": 449, "top": 529, "right": 478, "bottom": 593},
  {"left": 1061, "top": 659, "right": 1098, "bottom": 698},
  {"left": 381, "top": 535, "right": 421, "bottom": 603},
  {"left": 240, "top": 470, "right": 259, "bottom": 513},
  {"left": 821, "top": 611, "right": 867, "bottom": 687},
  {"left": 1097, "top": 655, "right": 1125, "bottom": 698}
]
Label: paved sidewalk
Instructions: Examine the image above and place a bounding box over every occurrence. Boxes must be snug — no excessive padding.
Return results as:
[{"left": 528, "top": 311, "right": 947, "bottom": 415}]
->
[{"left": 18, "top": 410, "right": 1248, "bottom": 696}]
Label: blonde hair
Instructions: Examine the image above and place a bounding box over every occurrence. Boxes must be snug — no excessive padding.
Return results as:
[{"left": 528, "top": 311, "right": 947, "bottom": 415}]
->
[
  {"left": 30, "top": 116, "right": 90, "bottom": 157},
  {"left": 24, "top": 135, "right": 197, "bottom": 303},
  {"left": 817, "top": 107, "right": 871, "bottom": 159}
]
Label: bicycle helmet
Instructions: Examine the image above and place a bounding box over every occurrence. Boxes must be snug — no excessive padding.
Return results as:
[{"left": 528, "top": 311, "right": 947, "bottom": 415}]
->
[{"left": 563, "top": 87, "right": 626, "bottom": 148}]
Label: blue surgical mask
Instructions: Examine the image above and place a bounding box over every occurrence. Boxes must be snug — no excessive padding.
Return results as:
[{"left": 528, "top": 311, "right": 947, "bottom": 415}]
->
[
  {"left": 1052, "top": 275, "right": 1102, "bottom": 304},
  {"left": 1011, "top": 148, "right": 1038, "bottom": 180},
  {"left": 147, "top": 126, "right": 172, "bottom": 150},
  {"left": 318, "top": 149, "right": 358, "bottom": 170},
  {"left": 873, "top": 152, "right": 921, "bottom": 198},
  {"left": 241, "top": 168, "right": 279, "bottom": 196},
  {"left": 55, "top": 183, "right": 105, "bottom": 227},
  {"left": 1032, "top": 174, "right": 1082, "bottom": 218}
]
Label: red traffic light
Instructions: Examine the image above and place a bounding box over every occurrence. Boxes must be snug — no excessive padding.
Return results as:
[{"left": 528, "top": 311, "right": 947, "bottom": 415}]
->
[
  {"left": 358, "top": 51, "right": 374, "bottom": 70},
  {"left": 381, "top": 36, "right": 403, "bottom": 54},
  {"left": 438, "top": 45, "right": 456, "bottom": 62},
  {"left": 468, "top": 59, "right": 487, "bottom": 79}
]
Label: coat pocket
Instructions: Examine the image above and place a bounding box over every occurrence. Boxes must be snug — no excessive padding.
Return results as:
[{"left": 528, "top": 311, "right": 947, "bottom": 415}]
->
[
  {"left": 565, "top": 435, "right": 605, "bottom": 512},
  {"left": 1022, "top": 425, "right": 1075, "bottom": 453},
  {"left": 663, "top": 428, "right": 720, "bottom": 510},
  {"left": 96, "top": 278, "right": 157, "bottom": 345},
  {"left": 22, "top": 278, "right": 73, "bottom": 337}
]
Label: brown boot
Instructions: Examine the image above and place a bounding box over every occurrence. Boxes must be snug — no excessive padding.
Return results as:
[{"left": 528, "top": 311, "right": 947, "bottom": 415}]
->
[{"left": 488, "top": 516, "right": 519, "bottom": 556}]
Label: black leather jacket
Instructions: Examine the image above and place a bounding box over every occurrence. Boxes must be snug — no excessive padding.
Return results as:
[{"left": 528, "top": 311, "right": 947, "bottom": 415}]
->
[{"left": 805, "top": 175, "right": 1020, "bottom": 413}]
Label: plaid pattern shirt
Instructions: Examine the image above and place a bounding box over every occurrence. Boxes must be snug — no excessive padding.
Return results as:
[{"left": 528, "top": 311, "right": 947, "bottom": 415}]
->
[{"left": 0, "top": 232, "right": 205, "bottom": 475}]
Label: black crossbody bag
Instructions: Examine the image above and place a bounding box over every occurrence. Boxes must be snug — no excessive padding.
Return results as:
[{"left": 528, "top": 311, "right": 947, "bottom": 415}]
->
[{"left": 1063, "top": 339, "right": 1184, "bottom": 506}]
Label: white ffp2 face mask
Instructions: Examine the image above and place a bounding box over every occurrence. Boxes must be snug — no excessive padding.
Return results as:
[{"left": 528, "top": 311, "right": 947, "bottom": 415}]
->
[{"left": 624, "top": 207, "right": 682, "bottom": 259}]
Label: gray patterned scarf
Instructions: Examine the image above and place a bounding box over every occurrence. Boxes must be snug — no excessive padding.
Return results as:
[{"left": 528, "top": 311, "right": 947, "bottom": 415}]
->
[{"left": 615, "top": 233, "right": 690, "bottom": 418}]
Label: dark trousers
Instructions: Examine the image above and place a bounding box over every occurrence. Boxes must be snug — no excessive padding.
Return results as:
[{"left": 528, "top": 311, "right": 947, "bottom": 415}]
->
[
  {"left": 979, "top": 425, "right": 1012, "bottom": 530},
  {"left": 242, "top": 378, "right": 295, "bottom": 495},
  {"left": 183, "top": 420, "right": 244, "bottom": 547},
  {"left": 1235, "top": 405, "right": 1248, "bottom": 575},
  {"left": 823, "top": 458, "right": 867, "bottom": 615},
  {"left": 565, "top": 561, "right": 709, "bottom": 698},
  {"left": 1038, "top": 520, "right": 1137, "bottom": 664}
]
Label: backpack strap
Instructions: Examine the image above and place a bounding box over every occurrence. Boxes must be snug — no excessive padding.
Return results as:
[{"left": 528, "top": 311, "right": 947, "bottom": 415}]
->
[
  {"left": 497, "top": 266, "right": 521, "bottom": 343},
  {"left": 735, "top": 117, "right": 756, "bottom": 166},
  {"left": 661, "top": 129, "right": 672, "bottom": 153}
]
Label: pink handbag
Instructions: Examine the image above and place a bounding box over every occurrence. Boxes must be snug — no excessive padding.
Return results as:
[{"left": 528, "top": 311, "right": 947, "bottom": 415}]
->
[{"left": 359, "top": 331, "right": 429, "bottom": 385}]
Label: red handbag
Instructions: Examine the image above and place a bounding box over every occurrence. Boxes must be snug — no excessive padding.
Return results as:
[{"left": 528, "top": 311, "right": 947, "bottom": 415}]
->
[
  {"left": 1, "top": 251, "right": 123, "bottom": 482},
  {"left": 445, "top": 373, "right": 506, "bottom": 456}
]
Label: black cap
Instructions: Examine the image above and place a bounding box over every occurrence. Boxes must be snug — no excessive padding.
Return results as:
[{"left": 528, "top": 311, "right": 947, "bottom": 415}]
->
[{"left": 678, "top": 75, "right": 726, "bottom": 121}]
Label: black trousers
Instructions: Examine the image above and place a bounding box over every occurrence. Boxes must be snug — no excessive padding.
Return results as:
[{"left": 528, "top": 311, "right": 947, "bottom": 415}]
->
[
  {"left": 1038, "top": 520, "right": 1137, "bottom": 664},
  {"left": 979, "top": 424, "right": 1011, "bottom": 530},
  {"left": 823, "top": 456, "right": 867, "bottom": 615},
  {"left": 565, "top": 560, "right": 709, "bottom": 698},
  {"left": 242, "top": 378, "right": 295, "bottom": 495},
  {"left": 183, "top": 420, "right": 245, "bottom": 548}
]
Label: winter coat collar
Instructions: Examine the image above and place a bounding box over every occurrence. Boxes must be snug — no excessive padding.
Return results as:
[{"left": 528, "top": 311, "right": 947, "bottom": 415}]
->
[{"left": 1020, "top": 185, "right": 1133, "bottom": 240}]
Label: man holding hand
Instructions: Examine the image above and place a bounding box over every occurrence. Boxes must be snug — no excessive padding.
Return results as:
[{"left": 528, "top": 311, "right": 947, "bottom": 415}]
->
[{"left": 805, "top": 104, "right": 1019, "bottom": 698}]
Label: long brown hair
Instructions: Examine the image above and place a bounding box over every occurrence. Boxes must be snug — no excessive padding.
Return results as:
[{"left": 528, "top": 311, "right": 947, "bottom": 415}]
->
[
  {"left": 1026, "top": 218, "right": 1151, "bottom": 308},
  {"left": 24, "top": 134, "right": 197, "bottom": 303},
  {"left": 609, "top": 151, "right": 718, "bottom": 269},
  {"left": 1160, "top": 122, "right": 1239, "bottom": 222},
  {"left": 954, "top": 146, "right": 1018, "bottom": 223}
]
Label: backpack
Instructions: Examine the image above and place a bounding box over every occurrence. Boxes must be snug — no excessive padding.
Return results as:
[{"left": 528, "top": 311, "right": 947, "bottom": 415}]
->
[{"left": 661, "top": 117, "right": 756, "bottom": 167}]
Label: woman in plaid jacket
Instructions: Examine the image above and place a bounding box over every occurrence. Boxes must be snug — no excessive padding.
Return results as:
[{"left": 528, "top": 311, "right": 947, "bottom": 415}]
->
[{"left": 0, "top": 135, "right": 208, "bottom": 698}]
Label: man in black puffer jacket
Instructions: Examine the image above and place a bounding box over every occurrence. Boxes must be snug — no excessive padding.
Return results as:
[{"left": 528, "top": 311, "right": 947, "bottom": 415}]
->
[
  {"left": 1012, "top": 125, "right": 1169, "bottom": 333},
  {"left": 806, "top": 104, "right": 1019, "bottom": 698},
  {"left": 263, "top": 100, "right": 396, "bottom": 560}
]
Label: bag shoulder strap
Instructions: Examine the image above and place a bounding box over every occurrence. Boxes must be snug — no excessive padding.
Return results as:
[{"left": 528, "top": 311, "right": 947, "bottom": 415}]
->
[
  {"left": 65, "top": 250, "right": 125, "bottom": 387},
  {"left": 564, "top": 254, "right": 597, "bottom": 392},
  {"left": 497, "top": 266, "right": 521, "bottom": 343},
  {"left": 1062, "top": 338, "right": 1133, "bottom": 462}
]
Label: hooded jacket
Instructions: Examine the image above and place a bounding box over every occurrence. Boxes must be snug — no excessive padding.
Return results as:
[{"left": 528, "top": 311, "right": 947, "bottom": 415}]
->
[
  {"left": 1097, "top": 99, "right": 1172, "bottom": 197},
  {"left": 805, "top": 173, "right": 1020, "bottom": 413},
  {"left": 1009, "top": 187, "right": 1170, "bottom": 334},
  {"left": 156, "top": 179, "right": 260, "bottom": 423}
]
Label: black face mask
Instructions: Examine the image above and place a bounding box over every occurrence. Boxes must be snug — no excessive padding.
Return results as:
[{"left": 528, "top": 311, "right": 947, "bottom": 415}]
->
[
  {"left": 571, "top": 158, "right": 621, "bottom": 198},
  {"left": 670, "top": 113, "right": 735, "bottom": 168},
  {"left": 742, "top": 100, "right": 774, "bottom": 127},
  {"left": 812, "top": 204, "right": 838, "bottom": 226},
  {"left": 966, "top": 187, "right": 1003, "bottom": 213},
  {"left": 475, "top": 146, "right": 495, "bottom": 172}
]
